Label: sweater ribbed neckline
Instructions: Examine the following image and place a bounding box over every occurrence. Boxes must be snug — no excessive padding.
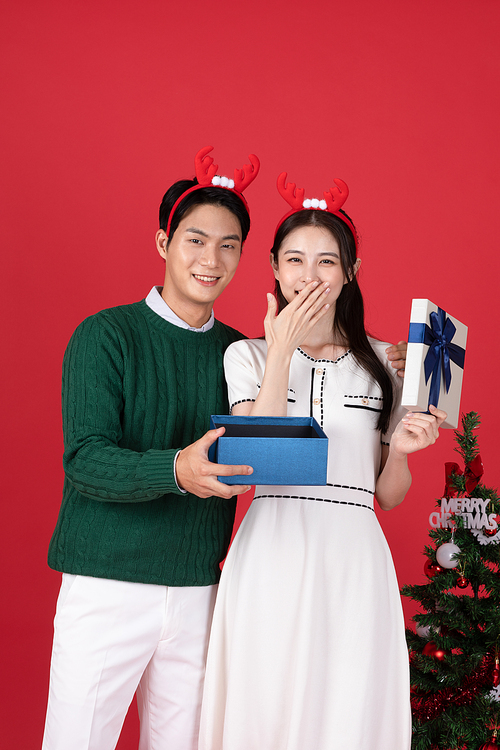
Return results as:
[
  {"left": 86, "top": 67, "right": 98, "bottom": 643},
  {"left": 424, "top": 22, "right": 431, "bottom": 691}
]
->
[{"left": 137, "top": 299, "right": 234, "bottom": 344}]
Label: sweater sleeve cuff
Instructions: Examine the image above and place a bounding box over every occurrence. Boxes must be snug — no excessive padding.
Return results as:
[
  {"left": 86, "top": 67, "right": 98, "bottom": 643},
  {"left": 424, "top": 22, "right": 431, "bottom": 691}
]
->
[{"left": 140, "top": 449, "right": 187, "bottom": 496}]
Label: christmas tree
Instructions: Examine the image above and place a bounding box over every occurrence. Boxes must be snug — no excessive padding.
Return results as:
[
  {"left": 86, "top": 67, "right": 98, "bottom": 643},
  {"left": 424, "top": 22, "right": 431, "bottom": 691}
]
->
[{"left": 402, "top": 412, "right": 500, "bottom": 750}]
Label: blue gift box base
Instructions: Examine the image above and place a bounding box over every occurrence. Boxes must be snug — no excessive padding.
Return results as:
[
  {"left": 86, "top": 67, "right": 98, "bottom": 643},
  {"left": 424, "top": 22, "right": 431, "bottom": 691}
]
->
[{"left": 208, "top": 415, "right": 328, "bottom": 486}]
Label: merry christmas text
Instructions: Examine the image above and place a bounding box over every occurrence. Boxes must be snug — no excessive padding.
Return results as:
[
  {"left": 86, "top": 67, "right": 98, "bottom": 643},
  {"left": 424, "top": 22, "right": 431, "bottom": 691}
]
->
[{"left": 429, "top": 498, "right": 497, "bottom": 530}]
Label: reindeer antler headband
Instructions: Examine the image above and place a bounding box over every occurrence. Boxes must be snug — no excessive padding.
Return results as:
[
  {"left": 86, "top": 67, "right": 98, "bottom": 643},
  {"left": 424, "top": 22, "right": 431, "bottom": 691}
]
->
[
  {"left": 275, "top": 172, "right": 358, "bottom": 249},
  {"left": 166, "top": 146, "right": 260, "bottom": 237}
]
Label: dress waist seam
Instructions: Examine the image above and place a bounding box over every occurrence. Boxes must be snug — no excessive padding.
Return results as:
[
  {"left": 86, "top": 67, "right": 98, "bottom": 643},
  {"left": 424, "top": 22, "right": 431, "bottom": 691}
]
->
[
  {"left": 326, "top": 482, "right": 374, "bottom": 496},
  {"left": 253, "top": 493, "right": 375, "bottom": 512}
]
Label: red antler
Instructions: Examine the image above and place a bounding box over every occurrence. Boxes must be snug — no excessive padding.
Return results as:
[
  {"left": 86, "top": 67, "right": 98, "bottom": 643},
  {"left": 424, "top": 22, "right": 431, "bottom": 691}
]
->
[
  {"left": 277, "top": 172, "right": 305, "bottom": 210},
  {"left": 233, "top": 154, "right": 260, "bottom": 192},
  {"left": 323, "top": 179, "right": 349, "bottom": 212},
  {"left": 195, "top": 146, "right": 218, "bottom": 186}
]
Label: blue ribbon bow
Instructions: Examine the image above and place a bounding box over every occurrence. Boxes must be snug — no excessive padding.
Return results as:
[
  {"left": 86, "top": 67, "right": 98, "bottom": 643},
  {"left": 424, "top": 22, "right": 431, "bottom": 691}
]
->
[{"left": 408, "top": 307, "right": 465, "bottom": 410}]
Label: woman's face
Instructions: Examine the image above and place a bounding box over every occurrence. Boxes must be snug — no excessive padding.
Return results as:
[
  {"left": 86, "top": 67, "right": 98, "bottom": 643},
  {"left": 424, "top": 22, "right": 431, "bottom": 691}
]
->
[{"left": 273, "top": 225, "right": 348, "bottom": 306}]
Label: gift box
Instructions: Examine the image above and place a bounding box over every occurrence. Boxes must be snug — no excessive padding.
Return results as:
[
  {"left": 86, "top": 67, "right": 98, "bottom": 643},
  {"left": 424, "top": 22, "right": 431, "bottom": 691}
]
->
[
  {"left": 208, "top": 415, "right": 328, "bottom": 485},
  {"left": 401, "top": 299, "right": 467, "bottom": 429}
]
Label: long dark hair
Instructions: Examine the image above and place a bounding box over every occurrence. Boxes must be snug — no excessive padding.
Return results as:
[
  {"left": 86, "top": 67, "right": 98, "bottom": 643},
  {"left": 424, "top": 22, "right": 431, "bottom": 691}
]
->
[
  {"left": 271, "top": 210, "right": 393, "bottom": 433},
  {"left": 159, "top": 179, "right": 251, "bottom": 245}
]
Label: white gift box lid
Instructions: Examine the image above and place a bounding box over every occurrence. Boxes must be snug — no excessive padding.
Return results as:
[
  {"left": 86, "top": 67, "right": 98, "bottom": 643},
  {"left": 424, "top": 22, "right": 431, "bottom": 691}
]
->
[{"left": 401, "top": 299, "right": 467, "bottom": 429}]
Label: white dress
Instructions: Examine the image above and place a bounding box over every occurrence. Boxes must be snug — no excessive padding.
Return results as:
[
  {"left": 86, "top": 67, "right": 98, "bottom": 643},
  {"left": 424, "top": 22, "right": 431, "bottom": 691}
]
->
[{"left": 199, "top": 339, "right": 411, "bottom": 750}]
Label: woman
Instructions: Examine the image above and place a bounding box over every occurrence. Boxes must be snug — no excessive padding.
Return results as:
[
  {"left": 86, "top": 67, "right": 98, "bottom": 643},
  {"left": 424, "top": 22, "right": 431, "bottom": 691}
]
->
[{"left": 199, "top": 174, "right": 445, "bottom": 750}]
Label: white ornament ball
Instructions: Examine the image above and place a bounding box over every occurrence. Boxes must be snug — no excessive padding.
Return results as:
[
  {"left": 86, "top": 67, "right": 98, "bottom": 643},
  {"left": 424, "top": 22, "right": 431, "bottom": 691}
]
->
[
  {"left": 220, "top": 176, "right": 229, "bottom": 187},
  {"left": 212, "top": 175, "right": 221, "bottom": 185},
  {"left": 416, "top": 623, "right": 440, "bottom": 638},
  {"left": 311, "top": 198, "right": 320, "bottom": 208},
  {"left": 319, "top": 199, "right": 327, "bottom": 210},
  {"left": 303, "top": 199, "right": 312, "bottom": 208},
  {"left": 436, "top": 542, "right": 461, "bottom": 569},
  {"left": 228, "top": 179, "right": 235, "bottom": 189},
  {"left": 416, "top": 624, "right": 431, "bottom": 638}
]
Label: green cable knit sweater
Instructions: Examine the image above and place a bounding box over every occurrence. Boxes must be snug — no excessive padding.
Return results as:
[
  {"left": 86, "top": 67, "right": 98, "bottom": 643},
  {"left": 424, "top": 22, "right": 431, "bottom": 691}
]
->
[{"left": 48, "top": 299, "right": 246, "bottom": 586}]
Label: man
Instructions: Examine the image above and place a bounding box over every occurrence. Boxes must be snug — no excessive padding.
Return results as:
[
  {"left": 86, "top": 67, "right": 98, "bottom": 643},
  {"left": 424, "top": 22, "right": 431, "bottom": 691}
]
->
[
  {"left": 42, "top": 148, "right": 406, "bottom": 750},
  {"left": 42, "top": 148, "right": 259, "bottom": 750}
]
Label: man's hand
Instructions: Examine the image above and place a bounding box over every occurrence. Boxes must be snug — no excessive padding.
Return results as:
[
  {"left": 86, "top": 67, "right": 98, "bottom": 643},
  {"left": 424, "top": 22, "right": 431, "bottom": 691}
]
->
[
  {"left": 385, "top": 340, "right": 407, "bottom": 378},
  {"left": 176, "top": 427, "right": 253, "bottom": 499}
]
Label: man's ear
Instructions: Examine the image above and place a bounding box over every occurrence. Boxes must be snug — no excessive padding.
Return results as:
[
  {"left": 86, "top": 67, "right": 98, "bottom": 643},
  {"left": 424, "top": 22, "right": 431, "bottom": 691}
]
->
[
  {"left": 155, "top": 230, "right": 168, "bottom": 262},
  {"left": 270, "top": 252, "right": 279, "bottom": 280}
]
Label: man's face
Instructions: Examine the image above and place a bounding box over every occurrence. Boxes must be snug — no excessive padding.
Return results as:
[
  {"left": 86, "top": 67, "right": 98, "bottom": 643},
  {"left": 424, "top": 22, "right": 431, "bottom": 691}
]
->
[{"left": 156, "top": 203, "right": 242, "bottom": 325}]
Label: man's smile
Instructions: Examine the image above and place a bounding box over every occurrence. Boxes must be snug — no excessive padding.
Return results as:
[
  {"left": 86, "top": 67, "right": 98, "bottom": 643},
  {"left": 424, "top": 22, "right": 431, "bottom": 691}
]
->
[{"left": 193, "top": 274, "right": 220, "bottom": 285}]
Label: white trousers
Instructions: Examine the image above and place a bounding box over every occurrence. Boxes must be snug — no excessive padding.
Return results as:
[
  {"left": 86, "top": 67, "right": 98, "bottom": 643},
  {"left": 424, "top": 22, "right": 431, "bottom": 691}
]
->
[{"left": 42, "top": 574, "right": 217, "bottom": 750}]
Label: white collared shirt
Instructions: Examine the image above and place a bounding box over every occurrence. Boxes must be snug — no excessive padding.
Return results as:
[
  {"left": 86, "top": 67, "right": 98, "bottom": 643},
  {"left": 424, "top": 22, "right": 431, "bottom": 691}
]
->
[{"left": 145, "top": 286, "right": 215, "bottom": 332}]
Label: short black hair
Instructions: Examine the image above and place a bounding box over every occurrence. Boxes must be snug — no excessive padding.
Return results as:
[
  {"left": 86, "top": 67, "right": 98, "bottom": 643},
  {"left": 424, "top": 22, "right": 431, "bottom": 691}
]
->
[{"left": 159, "top": 179, "right": 251, "bottom": 245}]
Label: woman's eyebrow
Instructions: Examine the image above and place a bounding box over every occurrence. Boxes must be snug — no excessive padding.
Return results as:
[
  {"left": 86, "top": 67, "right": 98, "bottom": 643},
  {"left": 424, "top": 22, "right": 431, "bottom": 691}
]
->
[{"left": 282, "top": 248, "right": 340, "bottom": 259}]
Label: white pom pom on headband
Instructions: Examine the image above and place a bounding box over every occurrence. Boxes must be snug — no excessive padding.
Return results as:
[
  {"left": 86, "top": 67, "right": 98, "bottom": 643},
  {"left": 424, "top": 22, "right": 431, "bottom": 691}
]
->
[
  {"left": 275, "top": 172, "right": 358, "bottom": 249},
  {"left": 165, "top": 145, "right": 260, "bottom": 238}
]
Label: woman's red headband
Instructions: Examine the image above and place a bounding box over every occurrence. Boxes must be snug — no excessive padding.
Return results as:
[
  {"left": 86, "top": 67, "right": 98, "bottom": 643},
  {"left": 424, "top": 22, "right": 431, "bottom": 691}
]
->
[{"left": 275, "top": 172, "right": 358, "bottom": 249}]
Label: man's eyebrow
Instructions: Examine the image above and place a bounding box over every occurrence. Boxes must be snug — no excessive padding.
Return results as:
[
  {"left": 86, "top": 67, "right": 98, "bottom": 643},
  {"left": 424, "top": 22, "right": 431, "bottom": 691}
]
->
[
  {"left": 185, "top": 227, "right": 209, "bottom": 237},
  {"left": 184, "top": 227, "right": 241, "bottom": 242}
]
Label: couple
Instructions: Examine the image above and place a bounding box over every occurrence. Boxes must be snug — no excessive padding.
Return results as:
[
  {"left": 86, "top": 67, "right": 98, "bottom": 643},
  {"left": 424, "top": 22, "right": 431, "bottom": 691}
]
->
[{"left": 42, "top": 147, "right": 445, "bottom": 750}]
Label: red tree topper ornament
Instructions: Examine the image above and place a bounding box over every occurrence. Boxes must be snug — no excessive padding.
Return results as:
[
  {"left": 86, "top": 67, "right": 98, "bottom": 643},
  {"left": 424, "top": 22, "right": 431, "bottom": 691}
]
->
[
  {"left": 165, "top": 146, "right": 260, "bottom": 237},
  {"left": 444, "top": 455, "right": 484, "bottom": 496}
]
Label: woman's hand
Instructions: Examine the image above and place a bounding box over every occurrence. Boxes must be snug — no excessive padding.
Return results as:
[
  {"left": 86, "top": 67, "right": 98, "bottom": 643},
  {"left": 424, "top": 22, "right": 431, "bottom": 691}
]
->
[
  {"left": 264, "top": 281, "right": 331, "bottom": 358},
  {"left": 390, "top": 405, "right": 447, "bottom": 457},
  {"left": 376, "top": 405, "right": 447, "bottom": 510},
  {"left": 242, "top": 282, "right": 331, "bottom": 418}
]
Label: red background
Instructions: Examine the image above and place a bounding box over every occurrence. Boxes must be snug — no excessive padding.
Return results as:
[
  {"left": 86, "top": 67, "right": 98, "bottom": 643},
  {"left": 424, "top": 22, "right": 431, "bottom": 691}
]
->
[{"left": 1, "top": 1, "right": 499, "bottom": 746}]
